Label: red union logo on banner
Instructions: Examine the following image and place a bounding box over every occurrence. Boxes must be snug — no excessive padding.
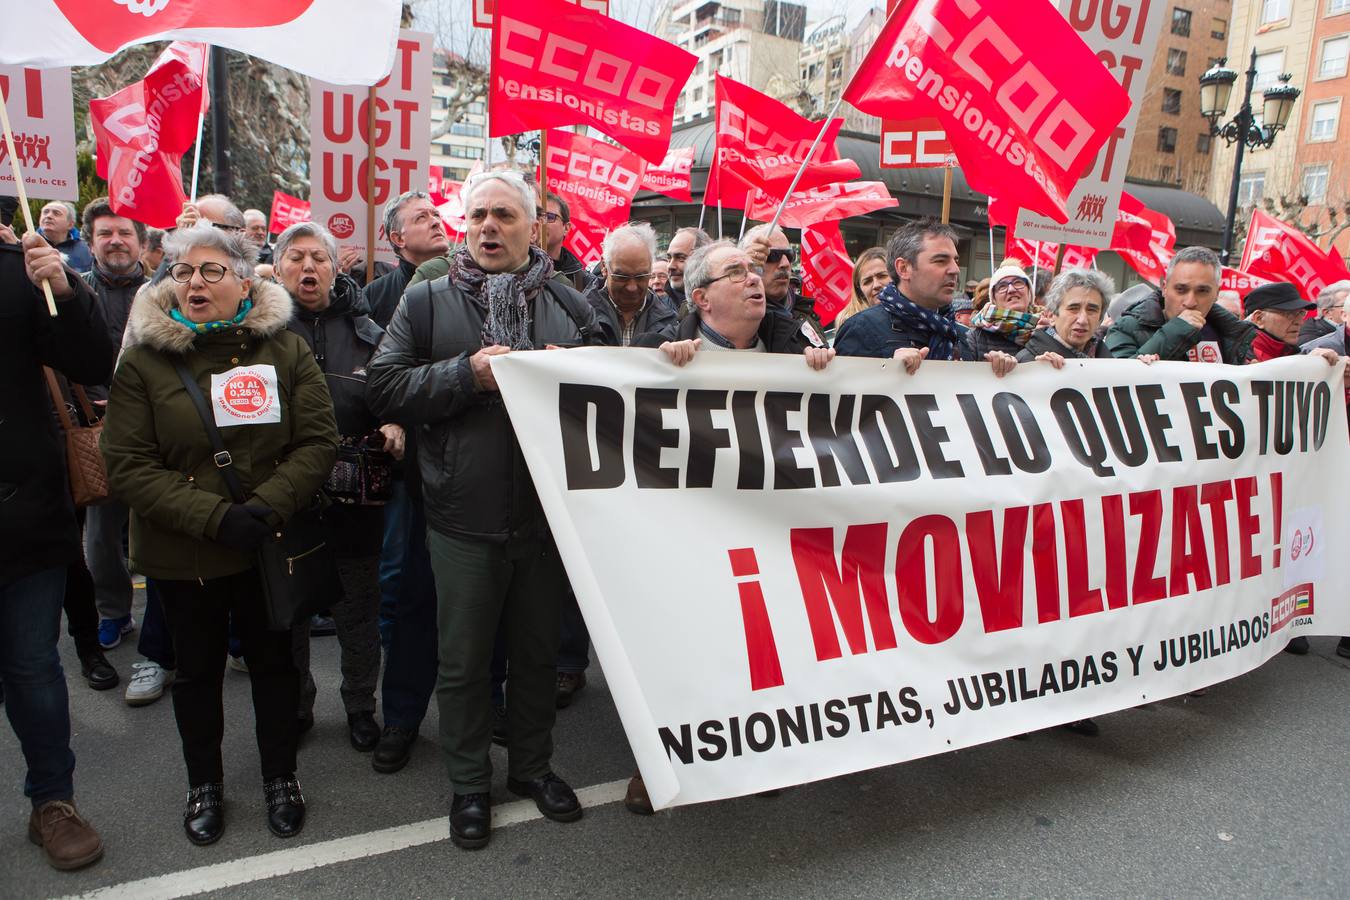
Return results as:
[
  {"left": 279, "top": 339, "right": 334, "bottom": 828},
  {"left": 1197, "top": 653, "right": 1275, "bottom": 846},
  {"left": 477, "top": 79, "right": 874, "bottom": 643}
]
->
[
  {"left": 52, "top": 0, "right": 316, "bottom": 53},
  {"left": 474, "top": 0, "right": 608, "bottom": 28},
  {"left": 1240, "top": 209, "right": 1350, "bottom": 300},
  {"left": 544, "top": 129, "right": 643, "bottom": 246}
]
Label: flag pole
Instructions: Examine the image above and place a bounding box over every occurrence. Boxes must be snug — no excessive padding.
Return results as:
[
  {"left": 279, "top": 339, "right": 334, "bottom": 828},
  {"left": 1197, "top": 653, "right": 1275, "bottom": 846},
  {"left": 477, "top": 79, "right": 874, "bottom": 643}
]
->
[
  {"left": 537, "top": 129, "right": 548, "bottom": 248},
  {"left": 940, "top": 164, "right": 953, "bottom": 224},
  {"left": 716, "top": 194, "right": 723, "bottom": 240},
  {"left": 189, "top": 45, "right": 210, "bottom": 203},
  {"left": 765, "top": 97, "right": 842, "bottom": 236},
  {"left": 1052, "top": 242, "right": 1067, "bottom": 275},
  {"left": 988, "top": 224, "right": 996, "bottom": 279},
  {"left": 697, "top": 198, "right": 707, "bottom": 232},
  {"left": 737, "top": 189, "right": 752, "bottom": 241},
  {"left": 364, "top": 84, "right": 378, "bottom": 285},
  {"left": 0, "top": 90, "right": 57, "bottom": 316},
  {"left": 1030, "top": 241, "right": 1040, "bottom": 295}
]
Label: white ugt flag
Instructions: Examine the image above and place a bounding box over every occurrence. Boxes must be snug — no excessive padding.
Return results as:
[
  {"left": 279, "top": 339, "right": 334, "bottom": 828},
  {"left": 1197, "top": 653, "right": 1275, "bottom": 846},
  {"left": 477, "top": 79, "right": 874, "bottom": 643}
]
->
[{"left": 0, "top": 0, "right": 402, "bottom": 86}]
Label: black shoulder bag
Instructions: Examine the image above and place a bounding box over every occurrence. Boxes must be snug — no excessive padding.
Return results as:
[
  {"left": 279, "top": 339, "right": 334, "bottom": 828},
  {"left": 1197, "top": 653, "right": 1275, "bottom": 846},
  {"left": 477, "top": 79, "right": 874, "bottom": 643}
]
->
[{"left": 172, "top": 361, "right": 335, "bottom": 631}]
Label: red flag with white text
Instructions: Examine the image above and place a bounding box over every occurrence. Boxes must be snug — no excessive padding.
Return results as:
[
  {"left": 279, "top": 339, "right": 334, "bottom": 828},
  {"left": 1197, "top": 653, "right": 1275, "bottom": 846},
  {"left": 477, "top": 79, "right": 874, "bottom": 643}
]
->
[
  {"left": 490, "top": 0, "right": 697, "bottom": 163},
  {"left": 544, "top": 129, "right": 645, "bottom": 267},
  {"left": 1221, "top": 267, "right": 1275, "bottom": 298},
  {"left": 90, "top": 41, "right": 208, "bottom": 229},
  {"left": 1240, "top": 209, "right": 1350, "bottom": 300},
  {"left": 844, "top": 0, "right": 1131, "bottom": 223},
  {"left": 268, "top": 191, "right": 311, "bottom": 233},
  {"left": 801, "top": 222, "right": 854, "bottom": 326},
  {"left": 744, "top": 181, "right": 898, "bottom": 230},
  {"left": 1110, "top": 191, "right": 1176, "bottom": 284},
  {"left": 641, "top": 147, "right": 694, "bottom": 202}
]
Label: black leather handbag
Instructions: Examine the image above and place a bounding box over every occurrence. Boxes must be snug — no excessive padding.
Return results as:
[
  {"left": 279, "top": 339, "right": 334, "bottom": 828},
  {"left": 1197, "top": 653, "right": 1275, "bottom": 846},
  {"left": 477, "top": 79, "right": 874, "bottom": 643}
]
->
[{"left": 173, "top": 362, "right": 335, "bottom": 631}]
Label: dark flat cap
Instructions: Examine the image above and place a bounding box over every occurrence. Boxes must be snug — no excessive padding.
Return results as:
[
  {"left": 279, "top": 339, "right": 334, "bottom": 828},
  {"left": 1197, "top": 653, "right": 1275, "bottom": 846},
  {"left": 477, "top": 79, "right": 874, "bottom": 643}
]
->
[{"left": 1243, "top": 282, "right": 1314, "bottom": 316}]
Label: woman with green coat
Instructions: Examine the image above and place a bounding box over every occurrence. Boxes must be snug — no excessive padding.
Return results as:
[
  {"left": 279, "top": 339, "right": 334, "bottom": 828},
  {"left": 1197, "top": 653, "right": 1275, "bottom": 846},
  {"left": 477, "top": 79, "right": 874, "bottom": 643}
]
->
[{"left": 100, "top": 225, "right": 337, "bottom": 847}]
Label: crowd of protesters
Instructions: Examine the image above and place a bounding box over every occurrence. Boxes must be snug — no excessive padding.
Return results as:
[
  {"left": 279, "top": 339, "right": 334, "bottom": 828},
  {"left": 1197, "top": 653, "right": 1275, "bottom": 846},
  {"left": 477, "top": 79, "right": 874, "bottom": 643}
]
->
[{"left": 2, "top": 171, "right": 1349, "bottom": 871}]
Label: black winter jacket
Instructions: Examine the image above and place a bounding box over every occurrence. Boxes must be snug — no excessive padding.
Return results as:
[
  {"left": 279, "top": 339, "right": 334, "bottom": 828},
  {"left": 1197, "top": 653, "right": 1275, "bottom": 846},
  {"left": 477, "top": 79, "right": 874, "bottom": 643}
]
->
[
  {"left": 363, "top": 258, "right": 418, "bottom": 329},
  {"left": 585, "top": 285, "right": 677, "bottom": 347},
  {"left": 1015, "top": 326, "right": 1113, "bottom": 362},
  {"left": 0, "top": 250, "right": 115, "bottom": 585},
  {"left": 82, "top": 264, "right": 146, "bottom": 368},
  {"left": 675, "top": 307, "right": 811, "bottom": 354},
  {"left": 366, "top": 264, "right": 602, "bottom": 542},
  {"left": 287, "top": 274, "right": 384, "bottom": 437},
  {"left": 965, "top": 326, "right": 1027, "bottom": 358}
]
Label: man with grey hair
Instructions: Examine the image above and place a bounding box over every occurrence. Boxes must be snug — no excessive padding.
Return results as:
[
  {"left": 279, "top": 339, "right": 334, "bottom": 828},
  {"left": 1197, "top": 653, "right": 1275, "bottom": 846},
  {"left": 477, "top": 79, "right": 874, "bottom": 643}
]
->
[
  {"left": 1018, "top": 268, "right": 1116, "bottom": 364},
  {"left": 38, "top": 201, "right": 93, "bottom": 273},
  {"left": 586, "top": 222, "right": 677, "bottom": 348},
  {"left": 243, "top": 209, "right": 272, "bottom": 264},
  {"left": 740, "top": 223, "right": 826, "bottom": 347},
  {"left": 363, "top": 190, "right": 451, "bottom": 328},
  {"left": 664, "top": 225, "right": 711, "bottom": 310},
  {"left": 367, "top": 168, "right": 598, "bottom": 850},
  {"left": 1300, "top": 279, "right": 1350, "bottom": 344},
  {"left": 1106, "top": 246, "right": 1254, "bottom": 363}
]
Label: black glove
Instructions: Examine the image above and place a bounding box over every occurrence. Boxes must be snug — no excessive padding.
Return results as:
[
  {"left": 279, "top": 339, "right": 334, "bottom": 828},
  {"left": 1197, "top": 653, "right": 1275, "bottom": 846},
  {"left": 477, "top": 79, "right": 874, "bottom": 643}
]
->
[{"left": 214, "top": 504, "right": 274, "bottom": 551}]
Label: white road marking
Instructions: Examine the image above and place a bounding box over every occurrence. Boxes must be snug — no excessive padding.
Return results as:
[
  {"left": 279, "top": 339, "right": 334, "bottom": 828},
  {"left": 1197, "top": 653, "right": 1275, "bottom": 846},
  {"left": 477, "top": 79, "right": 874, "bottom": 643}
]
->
[{"left": 65, "top": 779, "right": 630, "bottom": 900}]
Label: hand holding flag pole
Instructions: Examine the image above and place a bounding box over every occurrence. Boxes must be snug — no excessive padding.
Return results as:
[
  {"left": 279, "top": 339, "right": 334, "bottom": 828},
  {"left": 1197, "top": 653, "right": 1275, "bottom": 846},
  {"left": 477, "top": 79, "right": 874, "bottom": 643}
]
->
[{"left": 0, "top": 90, "right": 58, "bottom": 317}]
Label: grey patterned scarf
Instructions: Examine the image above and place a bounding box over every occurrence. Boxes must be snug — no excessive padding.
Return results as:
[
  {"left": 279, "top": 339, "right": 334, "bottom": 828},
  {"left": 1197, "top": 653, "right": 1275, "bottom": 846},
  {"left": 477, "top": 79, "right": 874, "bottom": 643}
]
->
[{"left": 446, "top": 245, "right": 555, "bottom": 350}]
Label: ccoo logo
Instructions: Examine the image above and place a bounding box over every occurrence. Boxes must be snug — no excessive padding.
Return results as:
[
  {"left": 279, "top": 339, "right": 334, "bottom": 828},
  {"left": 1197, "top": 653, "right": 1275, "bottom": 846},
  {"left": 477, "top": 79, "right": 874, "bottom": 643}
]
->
[{"left": 54, "top": 0, "right": 316, "bottom": 52}]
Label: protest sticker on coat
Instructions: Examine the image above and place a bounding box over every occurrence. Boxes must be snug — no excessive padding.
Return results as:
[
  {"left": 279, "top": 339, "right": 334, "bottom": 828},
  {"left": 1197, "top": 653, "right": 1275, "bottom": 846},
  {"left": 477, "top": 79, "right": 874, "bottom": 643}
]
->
[
  {"left": 493, "top": 349, "right": 1350, "bottom": 809},
  {"left": 269, "top": 191, "right": 311, "bottom": 234},
  {"left": 0, "top": 65, "right": 77, "bottom": 201},
  {"left": 211, "top": 364, "right": 281, "bottom": 427},
  {"left": 309, "top": 30, "right": 431, "bottom": 265},
  {"left": 1014, "top": 0, "right": 1166, "bottom": 248}
]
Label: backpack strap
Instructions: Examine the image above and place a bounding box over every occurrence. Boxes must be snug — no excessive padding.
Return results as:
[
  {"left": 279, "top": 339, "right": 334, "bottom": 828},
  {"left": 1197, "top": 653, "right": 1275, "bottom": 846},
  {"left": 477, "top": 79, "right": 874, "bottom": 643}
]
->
[
  {"left": 402, "top": 279, "right": 437, "bottom": 363},
  {"left": 542, "top": 280, "right": 597, "bottom": 346},
  {"left": 171, "top": 361, "right": 249, "bottom": 505}
]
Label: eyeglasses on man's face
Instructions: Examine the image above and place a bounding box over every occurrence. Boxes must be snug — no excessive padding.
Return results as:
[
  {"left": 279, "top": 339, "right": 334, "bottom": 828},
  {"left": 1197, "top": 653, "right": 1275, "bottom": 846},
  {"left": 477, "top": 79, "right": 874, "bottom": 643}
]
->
[
  {"left": 169, "top": 262, "right": 230, "bottom": 283},
  {"left": 765, "top": 247, "right": 795, "bottom": 266},
  {"left": 609, "top": 271, "right": 652, "bottom": 286},
  {"left": 707, "top": 263, "right": 758, "bottom": 286}
]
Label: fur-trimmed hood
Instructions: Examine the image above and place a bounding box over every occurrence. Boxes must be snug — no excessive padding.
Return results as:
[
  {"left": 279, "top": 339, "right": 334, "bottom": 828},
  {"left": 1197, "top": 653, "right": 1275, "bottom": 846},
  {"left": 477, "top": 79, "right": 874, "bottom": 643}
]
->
[{"left": 123, "top": 277, "right": 294, "bottom": 354}]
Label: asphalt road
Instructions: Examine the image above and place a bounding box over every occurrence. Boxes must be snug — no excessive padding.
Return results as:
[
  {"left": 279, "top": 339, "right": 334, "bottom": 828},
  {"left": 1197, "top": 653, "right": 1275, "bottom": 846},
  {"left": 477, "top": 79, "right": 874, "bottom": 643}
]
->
[{"left": 4, "top": 590, "right": 1349, "bottom": 900}]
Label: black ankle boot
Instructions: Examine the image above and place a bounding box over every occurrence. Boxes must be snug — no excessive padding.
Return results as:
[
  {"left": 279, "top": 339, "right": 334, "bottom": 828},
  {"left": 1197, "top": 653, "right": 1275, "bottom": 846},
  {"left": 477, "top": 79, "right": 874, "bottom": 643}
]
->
[
  {"left": 264, "top": 775, "right": 306, "bottom": 838},
  {"left": 183, "top": 782, "right": 224, "bottom": 845}
]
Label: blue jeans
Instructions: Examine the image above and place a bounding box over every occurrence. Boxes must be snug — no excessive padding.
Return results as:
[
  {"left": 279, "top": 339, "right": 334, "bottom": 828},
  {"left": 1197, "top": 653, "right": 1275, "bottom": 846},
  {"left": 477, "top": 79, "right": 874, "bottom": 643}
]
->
[
  {"left": 0, "top": 566, "right": 76, "bottom": 807},
  {"left": 377, "top": 481, "right": 411, "bottom": 651},
  {"left": 379, "top": 501, "right": 439, "bottom": 732}
]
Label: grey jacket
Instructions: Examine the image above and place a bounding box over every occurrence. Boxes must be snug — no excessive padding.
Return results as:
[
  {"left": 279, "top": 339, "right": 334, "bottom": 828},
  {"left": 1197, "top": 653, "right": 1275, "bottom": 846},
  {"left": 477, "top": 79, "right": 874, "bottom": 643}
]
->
[{"left": 365, "top": 266, "right": 602, "bottom": 542}]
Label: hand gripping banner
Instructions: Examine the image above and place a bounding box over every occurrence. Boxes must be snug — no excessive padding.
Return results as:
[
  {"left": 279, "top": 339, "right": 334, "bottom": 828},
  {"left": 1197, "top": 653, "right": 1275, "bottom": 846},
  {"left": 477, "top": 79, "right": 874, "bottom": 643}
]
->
[{"left": 493, "top": 349, "right": 1350, "bottom": 808}]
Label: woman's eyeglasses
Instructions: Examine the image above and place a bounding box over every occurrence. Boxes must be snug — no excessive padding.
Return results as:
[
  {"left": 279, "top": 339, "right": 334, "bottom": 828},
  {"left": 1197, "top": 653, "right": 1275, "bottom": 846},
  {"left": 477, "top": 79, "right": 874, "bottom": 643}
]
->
[{"left": 169, "top": 262, "right": 230, "bottom": 283}]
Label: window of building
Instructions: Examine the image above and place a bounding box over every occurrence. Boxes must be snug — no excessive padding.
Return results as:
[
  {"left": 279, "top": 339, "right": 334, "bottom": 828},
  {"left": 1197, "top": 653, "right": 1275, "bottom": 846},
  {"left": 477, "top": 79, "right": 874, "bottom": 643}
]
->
[
  {"left": 1159, "top": 165, "right": 1175, "bottom": 182},
  {"left": 1197, "top": 132, "right": 1212, "bottom": 153},
  {"left": 1172, "top": 7, "right": 1192, "bottom": 36},
  {"left": 1310, "top": 99, "right": 1341, "bottom": 140},
  {"left": 1303, "top": 164, "right": 1331, "bottom": 202},
  {"left": 1157, "top": 126, "right": 1178, "bottom": 152},
  {"left": 1167, "top": 48, "right": 1187, "bottom": 75},
  {"left": 1261, "top": 0, "right": 1291, "bottom": 23},
  {"left": 1254, "top": 50, "right": 1285, "bottom": 90},
  {"left": 467, "top": 102, "right": 485, "bottom": 115},
  {"left": 724, "top": 8, "right": 740, "bottom": 25},
  {"left": 1162, "top": 88, "right": 1183, "bottom": 114},
  {"left": 1319, "top": 35, "right": 1349, "bottom": 78},
  {"left": 1333, "top": 0, "right": 1350, "bottom": 14},
  {"left": 829, "top": 56, "right": 843, "bottom": 80},
  {"left": 450, "top": 122, "right": 482, "bottom": 137},
  {"left": 1212, "top": 17, "right": 1227, "bottom": 39},
  {"left": 1238, "top": 170, "right": 1267, "bottom": 205}
]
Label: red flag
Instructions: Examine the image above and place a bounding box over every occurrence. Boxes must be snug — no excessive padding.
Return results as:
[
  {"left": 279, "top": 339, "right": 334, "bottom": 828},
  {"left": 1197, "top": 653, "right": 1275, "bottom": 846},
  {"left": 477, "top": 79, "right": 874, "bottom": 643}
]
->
[
  {"left": 1240, "top": 209, "right": 1350, "bottom": 300},
  {"left": 640, "top": 147, "right": 694, "bottom": 202},
  {"left": 744, "top": 181, "right": 897, "bottom": 230},
  {"left": 490, "top": 0, "right": 696, "bottom": 163},
  {"left": 543, "top": 129, "right": 645, "bottom": 267},
  {"left": 1001, "top": 229, "right": 1098, "bottom": 272},
  {"left": 90, "top": 41, "right": 209, "bottom": 229},
  {"left": 801, "top": 222, "right": 854, "bottom": 326},
  {"left": 708, "top": 76, "right": 844, "bottom": 211},
  {"left": 268, "top": 191, "right": 311, "bottom": 234},
  {"left": 1110, "top": 192, "right": 1176, "bottom": 284},
  {"left": 565, "top": 220, "right": 607, "bottom": 268},
  {"left": 844, "top": 0, "right": 1131, "bottom": 223},
  {"left": 1221, "top": 267, "right": 1276, "bottom": 298}
]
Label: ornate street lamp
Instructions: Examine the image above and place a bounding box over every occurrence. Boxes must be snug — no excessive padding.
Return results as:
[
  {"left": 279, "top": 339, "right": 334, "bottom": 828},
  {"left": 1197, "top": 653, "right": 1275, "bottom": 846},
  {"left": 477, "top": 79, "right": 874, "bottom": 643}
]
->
[{"left": 1200, "top": 51, "right": 1300, "bottom": 263}]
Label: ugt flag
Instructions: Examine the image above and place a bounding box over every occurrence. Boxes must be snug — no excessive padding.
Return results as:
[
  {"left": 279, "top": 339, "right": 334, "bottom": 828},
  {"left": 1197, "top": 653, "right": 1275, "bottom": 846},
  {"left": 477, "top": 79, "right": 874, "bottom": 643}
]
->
[
  {"left": 90, "top": 41, "right": 208, "bottom": 229},
  {"left": 1241, "top": 209, "right": 1350, "bottom": 301},
  {"left": 0, "top": 1, "right": 402, "bottom": 86},
  {"left": 490, "top": 0, "right": 697, "bottom": 163},
  {"left": 845, "top": 0, "right": 1130, "bottom": 223}
]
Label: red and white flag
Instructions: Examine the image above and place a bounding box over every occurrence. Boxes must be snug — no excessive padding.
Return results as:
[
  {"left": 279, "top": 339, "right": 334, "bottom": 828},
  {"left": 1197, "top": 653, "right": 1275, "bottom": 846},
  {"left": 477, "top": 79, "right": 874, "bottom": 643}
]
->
[
  {"left": 844, "top": 0, "right": 1131, "bottom": 223},
  {"left": 1240, "top": 209, "right": 1350, "bottom": 300},
  {"left": 490, "top": 0, "right": 697, "bottom": 163},
  {"left": 544, "top": 129, "right": 644, "bottom": 267},
  {"left": 800, "top": 222, "right": 854, "bottom": 326},
  {"left": 1221, "top": 267, "right": 1275, "bottom": 298},
  {"left": 90, "top": 41, "right": 208, "bottom": 228},
  {"left": 745, "top": 181, "right": 897, "bottom": 230},
  {"left": 1, "top": 1, "right": 402, "bottom": 86},
  {"left": 640, "top": 147, "right": 694, "bottom": 202},
  {"left": 268, "top": 190, "right": 311, "bottom": 234},
  {"left": 1110, "top": 191, "right": 1176, "bottom": 284}
]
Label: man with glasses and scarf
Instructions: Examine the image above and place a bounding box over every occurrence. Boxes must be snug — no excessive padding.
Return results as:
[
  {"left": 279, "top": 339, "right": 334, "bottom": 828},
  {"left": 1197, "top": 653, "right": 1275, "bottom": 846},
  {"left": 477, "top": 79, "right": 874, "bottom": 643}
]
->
[{"left": 834, "top": 218, "right": 1017, "bottom": 378}]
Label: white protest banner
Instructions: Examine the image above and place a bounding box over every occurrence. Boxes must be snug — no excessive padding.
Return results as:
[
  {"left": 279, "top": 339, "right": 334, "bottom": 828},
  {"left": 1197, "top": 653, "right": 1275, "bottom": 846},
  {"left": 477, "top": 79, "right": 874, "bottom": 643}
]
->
[
  {"left": 309, "top": 30, "right": 431, "bottom": 266},
  {"left": 1014, "top": 0, "right": 1165, "bottom": 249},
  {"left": 493, "top": 350, "right": 1350, "bottom": 809},
  {"left": 0, "top": 65, "right": 77, "bottom": 201}
]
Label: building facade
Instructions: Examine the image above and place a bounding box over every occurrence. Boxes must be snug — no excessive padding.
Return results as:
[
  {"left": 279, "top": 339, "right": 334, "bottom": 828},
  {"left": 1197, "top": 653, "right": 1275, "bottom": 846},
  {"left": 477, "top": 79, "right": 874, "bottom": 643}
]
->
[{"left": 428, "top": 50, "right": 487, "bottom": 182}]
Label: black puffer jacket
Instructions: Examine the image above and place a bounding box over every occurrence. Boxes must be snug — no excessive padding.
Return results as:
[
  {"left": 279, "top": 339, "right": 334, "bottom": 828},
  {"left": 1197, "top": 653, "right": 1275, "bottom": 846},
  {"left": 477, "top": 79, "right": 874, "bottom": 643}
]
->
[
  {"left": 965, "top": 326, "right": 1028, "bottom": 358},
  {"left": 286, "top": 274, "right": 384, "bottom": 437},
  {"left": 82, "top": 264, "right": 146, "bottom": 360},
  {"left": 1105, "top": 289, "right": 1255, "bottom": 363},
  {"left": 585, "top": 285, "right": 677, "bottom": 347},
  {"left": 1015, "top": 326, "right": 1113, "bottom": 362},
  {"left": 0, "top": 249, "right": 115, "bottom": 584},
  {"left": 675, "top": 307, "right": 810, "bottom": 354},
  {"left": 366, "top": 255, "right": 603, "bottom": 542},
  {"left": 362, "top": 257, "right": 419, "bottom": 329}
]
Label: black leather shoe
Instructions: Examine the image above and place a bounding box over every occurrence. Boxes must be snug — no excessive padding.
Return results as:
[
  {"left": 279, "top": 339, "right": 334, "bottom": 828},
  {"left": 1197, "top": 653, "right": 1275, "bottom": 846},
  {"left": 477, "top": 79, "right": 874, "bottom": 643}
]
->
[
  {"left": 79, "top": 650, "right": 119, "bottom": 691},
  {"left": 263, "top": 775, "right": 305, "bottom": 838},
  {"left": 1284, "top": 636, "right": 1310, "bottom": 655},
  {"left": 372, "top": 726, "right": 415, "bottom": 774},
  {"left": 348, "top": 712, "right": 381, "bottom": 752},
  {"left": 1338, "top": 637, "right": 1350, "bottom": 659},
  {"left": 1061, "top": 718, "right": 1100, "bottom": 737},
  {"left": 491, "top": 705, "right": 508, "bottom": 747},
  {"left": 183, "top": 783, "right": 224, "bottom": 846},
  {"left": 555, "top": 672, "right": 587, "bottom": 709},
  {"left": 507, "top": 772, "right": 582, "bottom": 823},
  {"left": 449, "top": 793, "right": 491, "bottom": 850}
]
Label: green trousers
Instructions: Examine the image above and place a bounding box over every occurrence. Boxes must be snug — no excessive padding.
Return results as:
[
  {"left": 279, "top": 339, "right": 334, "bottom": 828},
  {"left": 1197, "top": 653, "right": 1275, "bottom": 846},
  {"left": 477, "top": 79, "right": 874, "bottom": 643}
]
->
[{"left": 426, "top": 528, "right": 566, "bottom": 795}]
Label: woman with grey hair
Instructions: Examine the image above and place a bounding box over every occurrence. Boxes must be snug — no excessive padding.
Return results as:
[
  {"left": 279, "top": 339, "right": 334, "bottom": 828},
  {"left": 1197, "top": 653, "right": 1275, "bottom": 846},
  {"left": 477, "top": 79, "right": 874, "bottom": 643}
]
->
[
  {"left": 101, "top": 225, "right": 338, "bottom": 845},
  {"left": 1017, "top": 268, "right": 1116, "bottom": 365},
  {"left": 274, "top": 221, "right": 404, "bottom": 753}
]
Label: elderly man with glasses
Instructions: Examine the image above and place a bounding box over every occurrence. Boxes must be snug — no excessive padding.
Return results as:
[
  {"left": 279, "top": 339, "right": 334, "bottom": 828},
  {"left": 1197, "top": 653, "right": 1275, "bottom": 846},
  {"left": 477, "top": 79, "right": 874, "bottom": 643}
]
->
[{"left": 585, "top": 223, "right": 678, "bottom": 348}]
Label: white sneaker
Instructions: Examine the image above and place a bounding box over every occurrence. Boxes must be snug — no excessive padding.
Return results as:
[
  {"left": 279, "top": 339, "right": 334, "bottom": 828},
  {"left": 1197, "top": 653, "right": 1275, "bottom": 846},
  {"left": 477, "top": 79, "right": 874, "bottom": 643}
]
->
[
  {"left": 227, "top": 655, "right": 249, "bottom": 674},
  {"left": 125, "top": 661, "right": 174, "bottom": 707}
]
